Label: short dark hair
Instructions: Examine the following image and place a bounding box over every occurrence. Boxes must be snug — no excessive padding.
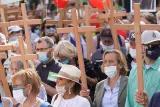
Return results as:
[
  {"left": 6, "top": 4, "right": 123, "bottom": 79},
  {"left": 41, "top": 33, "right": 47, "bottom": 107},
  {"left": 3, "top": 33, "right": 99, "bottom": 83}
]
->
[{"left": 100, "top": 28, "right": 112, "bottom": 39}]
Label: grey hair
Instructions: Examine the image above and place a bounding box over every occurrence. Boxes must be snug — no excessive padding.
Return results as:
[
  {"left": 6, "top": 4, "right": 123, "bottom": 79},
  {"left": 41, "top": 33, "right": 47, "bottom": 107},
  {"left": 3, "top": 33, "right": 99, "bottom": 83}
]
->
[{"left": 36, "top": 36, "right": 54, "bottom": 48}]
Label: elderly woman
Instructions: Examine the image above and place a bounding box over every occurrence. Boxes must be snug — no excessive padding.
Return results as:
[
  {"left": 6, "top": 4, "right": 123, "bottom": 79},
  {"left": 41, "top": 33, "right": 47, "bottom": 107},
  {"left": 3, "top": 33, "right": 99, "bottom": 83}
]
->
[
  {"left": 93, "top": 49, "right": 128, "bottom": 107},
  {"left": 54, "top": 40, "right": 98, "bottom": 100},
  {"left": 51, "top": 64, "right": 91, "bottom": 107},
  {"left": 54, "top": 40, "right": 77, "bottom": 64},
  {"left": 11, "top": 69, "right": 51, "bottom": 107}
]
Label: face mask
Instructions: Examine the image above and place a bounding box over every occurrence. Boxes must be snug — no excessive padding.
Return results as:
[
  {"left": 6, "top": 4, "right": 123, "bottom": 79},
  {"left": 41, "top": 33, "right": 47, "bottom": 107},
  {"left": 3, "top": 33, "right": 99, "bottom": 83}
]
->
[
  {"left": 129, "top": 48, "right": 136, "bottom": 59},
  {"left": 34, "top": 29, "right": 40, "bottom": 35},
  {"left": 37, "top": 52, "right": 49, "bottom": 63},
  {"left": 56, "top": 85, "right": 66, "bottom": 95},
  {"left": 146, "top": 45, "right": 160, "bottom": 60},
  {"left": 104, "top": 66, "right": 117, "bottom": 78},
  {"left": 9, "top": 36, "right": 18, "bottom": 42},
  {"left": 12, "top": 88, "right": 26, "bottom": 103},
  {"left": 59, "top": 59, "right": 70, "bottom": 64},
  {"left": 101, "top": 43, "right": 114, "bottom": 51}
]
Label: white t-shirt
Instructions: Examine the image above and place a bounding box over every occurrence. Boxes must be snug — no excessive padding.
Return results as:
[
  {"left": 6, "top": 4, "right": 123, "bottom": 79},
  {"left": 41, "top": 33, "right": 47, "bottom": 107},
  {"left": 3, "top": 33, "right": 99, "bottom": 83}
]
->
[{"left": 51, "top": 95, "right": 90, "bottom": 107}]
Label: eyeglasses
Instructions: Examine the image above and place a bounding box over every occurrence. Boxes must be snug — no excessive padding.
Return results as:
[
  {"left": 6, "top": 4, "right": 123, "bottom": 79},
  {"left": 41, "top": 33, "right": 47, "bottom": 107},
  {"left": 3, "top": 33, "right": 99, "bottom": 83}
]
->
[{"left": 36, "top": 47, "right": 50, "bottom": 52}]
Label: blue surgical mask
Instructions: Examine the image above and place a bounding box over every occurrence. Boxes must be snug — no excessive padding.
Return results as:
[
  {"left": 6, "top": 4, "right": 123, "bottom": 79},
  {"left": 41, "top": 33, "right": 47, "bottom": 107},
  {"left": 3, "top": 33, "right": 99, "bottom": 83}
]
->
[
  {"left": 59, "top": 59, "right": 70, "bottom": 64},
  {"left": 37, "top": 52, "right": 49, "bottom": 63}
]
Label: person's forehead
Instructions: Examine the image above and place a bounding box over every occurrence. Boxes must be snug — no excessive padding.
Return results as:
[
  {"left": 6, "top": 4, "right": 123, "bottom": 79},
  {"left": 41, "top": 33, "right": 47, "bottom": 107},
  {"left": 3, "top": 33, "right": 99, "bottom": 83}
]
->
[
  {"left": 12, "top": 77, "right": 23, "bottom": 85},
  {"left": 36, "top": 40, "right": 48, "bottom": 48},
  {"left": 104, "top": 53, "right": 117, "bottom": 60}
]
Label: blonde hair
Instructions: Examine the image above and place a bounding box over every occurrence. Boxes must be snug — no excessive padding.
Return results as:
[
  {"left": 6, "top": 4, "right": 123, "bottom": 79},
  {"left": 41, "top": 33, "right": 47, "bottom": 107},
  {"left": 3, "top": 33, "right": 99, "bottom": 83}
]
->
[
  {"left": 54, "top": 40, "right": 77, "bottom": 59},
  {"left": 12, "top": 69, "right": 41, "bottom": 95},
  {"left": 102, "top": 49, "right": 128, "bottom": 75}
]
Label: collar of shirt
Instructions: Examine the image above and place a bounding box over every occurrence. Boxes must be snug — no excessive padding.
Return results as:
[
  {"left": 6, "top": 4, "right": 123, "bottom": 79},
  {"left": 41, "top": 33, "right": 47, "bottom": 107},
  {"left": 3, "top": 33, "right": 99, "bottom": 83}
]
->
[
  {"left": 144, "top": 57, "right": 160, "bottom": 71},
  {"left": 104, "top": 76, "right": 121, "bottom": 91}
]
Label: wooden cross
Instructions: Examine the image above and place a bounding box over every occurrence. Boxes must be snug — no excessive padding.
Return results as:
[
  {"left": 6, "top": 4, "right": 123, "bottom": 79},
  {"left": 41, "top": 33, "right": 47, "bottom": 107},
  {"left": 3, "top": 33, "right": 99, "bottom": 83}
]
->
[
  {"left": 10, "top": 36, "right": 38, "bottom": 69},
  {"left": 56, "top": 8, "right": 97, "bottom": 89},
  {"left": 98, "top": 0, "right": 128, "bottom": 50},
  {"left": 111, "top": 3, "right": 160, "bottom": 97},
  {"left": 0, "top": 5, "right": 10, "bottom": 38},
  {"left": 0, "top": 45, "right": 14, "bottom": 97},
  {"left": 9, "top": 3, "right": 41, "bottom": 53}
]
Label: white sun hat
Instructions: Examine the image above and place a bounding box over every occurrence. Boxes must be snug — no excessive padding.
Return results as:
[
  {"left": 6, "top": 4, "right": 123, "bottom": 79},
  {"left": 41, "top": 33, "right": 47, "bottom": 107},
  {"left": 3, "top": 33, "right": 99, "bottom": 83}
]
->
[
  {"left": 56, "top": 64, "right": 81, "bottom": 84},
  {"left": 141, "top": 30, "right": 160, "bottom": 45}
]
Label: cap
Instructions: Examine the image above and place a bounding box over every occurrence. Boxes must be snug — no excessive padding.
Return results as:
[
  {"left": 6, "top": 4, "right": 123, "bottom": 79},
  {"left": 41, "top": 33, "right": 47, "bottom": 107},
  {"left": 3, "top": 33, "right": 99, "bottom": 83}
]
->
[
  {"left": 55, "top": 64, "right": 81, "bottom": 84},
  {"left": 100, "top": 28, "right": 112, "bottom": 38},
  {"left": 141, "top": 30, "right": 160, "bottom": 44},
  {"left": 8, "top": 26, "right": 22, "bottom": 34}
]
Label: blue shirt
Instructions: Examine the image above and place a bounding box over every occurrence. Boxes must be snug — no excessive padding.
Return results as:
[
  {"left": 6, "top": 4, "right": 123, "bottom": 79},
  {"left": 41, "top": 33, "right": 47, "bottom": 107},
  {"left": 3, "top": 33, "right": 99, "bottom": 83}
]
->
[{"left": 102, "top": 77, "right": 121, "bottom": 107}]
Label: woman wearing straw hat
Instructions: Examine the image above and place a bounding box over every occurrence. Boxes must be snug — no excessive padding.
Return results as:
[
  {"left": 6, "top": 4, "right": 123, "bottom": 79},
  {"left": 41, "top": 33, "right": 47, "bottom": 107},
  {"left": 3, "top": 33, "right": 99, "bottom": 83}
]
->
[{"left": 51, "top": 64, "right": 91, "bottom": 107}]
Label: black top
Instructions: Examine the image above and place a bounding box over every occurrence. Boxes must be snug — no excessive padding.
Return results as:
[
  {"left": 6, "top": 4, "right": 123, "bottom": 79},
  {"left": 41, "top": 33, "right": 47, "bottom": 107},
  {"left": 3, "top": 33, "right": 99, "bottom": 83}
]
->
[{"left": 36, "top": 59, "right": 61, "bottom": 102}]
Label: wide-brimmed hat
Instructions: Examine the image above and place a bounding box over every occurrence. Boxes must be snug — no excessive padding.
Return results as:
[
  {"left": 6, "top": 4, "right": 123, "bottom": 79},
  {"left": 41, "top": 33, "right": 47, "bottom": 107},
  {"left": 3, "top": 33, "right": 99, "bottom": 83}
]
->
[{"left": 54, "top": 64, "right": 81, "bottom": 84}]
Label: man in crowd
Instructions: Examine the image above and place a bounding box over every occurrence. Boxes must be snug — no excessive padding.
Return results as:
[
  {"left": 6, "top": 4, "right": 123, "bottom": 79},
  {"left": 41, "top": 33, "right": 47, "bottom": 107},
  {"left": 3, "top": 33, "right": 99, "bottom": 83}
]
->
[
  {"left": 35, "top": 36, "right": 61, "bottom": 102},
  {"left": 125, "top": 30, "right": 160, "bottom": 107}
]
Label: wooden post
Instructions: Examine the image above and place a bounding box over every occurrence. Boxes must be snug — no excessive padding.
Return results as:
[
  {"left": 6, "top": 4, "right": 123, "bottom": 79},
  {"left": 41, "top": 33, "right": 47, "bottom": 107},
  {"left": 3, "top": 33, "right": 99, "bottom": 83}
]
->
[
  {"left": 10, "top": 36, "right": 38, "bottom": 69},
  {"left": 0, "top": 5, "right": 9, "bottom": 38},
  {"left": 83, "top": 5, "right": 95, "bottom": 59},
  {"left": 9, "top": 3, "right": 41, "bottom": 54},
  {"left": 0, "top": 45, "right": 14, "bottom": 97},
  {"left": 134, "top": 3, "right": 144, "bottom": 94}
]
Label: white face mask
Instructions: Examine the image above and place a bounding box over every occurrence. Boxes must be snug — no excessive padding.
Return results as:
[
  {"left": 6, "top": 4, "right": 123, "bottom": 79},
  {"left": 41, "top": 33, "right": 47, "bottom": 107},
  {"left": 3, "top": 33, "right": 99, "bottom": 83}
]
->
[
  {"left": 56, "top": 85, "right": 66, "bottom": 95},
  {"left": 101, "top": 43, "right": 114, "bottom": 51},
  {"left": 9, "top": 36, "right": 18, "bottom": 42},
  {"left": 104, "top": 66, "right": 117, "bottom": 78},
  {"left": 129, "top": 48, "right": 136, "bottom": 59},
  {"left": 12, "top": 88, "right": 26, "bottom": 103}
]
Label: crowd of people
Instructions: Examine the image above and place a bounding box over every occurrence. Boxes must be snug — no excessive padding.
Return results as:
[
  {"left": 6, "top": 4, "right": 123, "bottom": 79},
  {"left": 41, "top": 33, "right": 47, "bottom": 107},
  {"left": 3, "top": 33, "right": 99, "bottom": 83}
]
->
[{"left": 0, "top": 0, "right": 160, "bottom": 107}]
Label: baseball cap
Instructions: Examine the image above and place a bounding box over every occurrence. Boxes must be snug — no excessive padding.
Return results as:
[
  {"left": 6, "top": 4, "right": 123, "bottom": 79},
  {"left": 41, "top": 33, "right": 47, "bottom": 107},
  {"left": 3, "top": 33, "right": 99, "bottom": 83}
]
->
[
  {"left": 8, "top": 26, "right": 22, "bottom": 34},
  {"left": 53, "top": 64, "right": 81, "bottom": 84},
  {"left": 141, "top": 30, "right": 160, "bottom": 44}
]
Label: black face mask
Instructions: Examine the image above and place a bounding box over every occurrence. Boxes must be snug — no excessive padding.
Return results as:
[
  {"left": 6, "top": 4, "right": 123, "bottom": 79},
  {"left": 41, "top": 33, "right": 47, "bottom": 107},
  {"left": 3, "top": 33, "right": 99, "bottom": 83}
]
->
[{"left": 146, "top": 45, "right": 160, "bottom": 60}]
